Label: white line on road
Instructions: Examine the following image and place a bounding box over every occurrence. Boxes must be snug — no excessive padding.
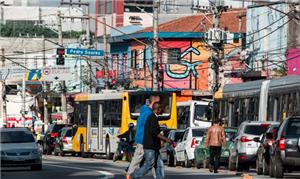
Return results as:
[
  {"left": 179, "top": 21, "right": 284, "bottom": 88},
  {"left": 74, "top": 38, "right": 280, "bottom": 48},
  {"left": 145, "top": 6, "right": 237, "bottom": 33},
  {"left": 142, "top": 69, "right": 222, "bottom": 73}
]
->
[{"left": 44, "top": 163, "right": 114, "bottom": 179}]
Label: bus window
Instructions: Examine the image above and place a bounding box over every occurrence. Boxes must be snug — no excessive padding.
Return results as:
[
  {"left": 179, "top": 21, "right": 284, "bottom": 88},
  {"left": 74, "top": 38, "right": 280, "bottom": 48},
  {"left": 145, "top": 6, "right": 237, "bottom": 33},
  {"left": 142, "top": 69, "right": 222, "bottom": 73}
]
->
[
  {"left": 177, "top": 106, "right": 190, "bottom": 129},
  {"left": 74, "top": 102, "right": 88, "bottom": 126},
  {"left": 129, "top": 93, "right": 171, "bottom": 120},
  {"left": 194, "top": 104, "right": 210, "bottom": 121},
  {"left": 103, "top": 100, "right": 122, "bottom": 127},
  {"left": 91, "top": 102, "right": 99, "bottom": 127}
]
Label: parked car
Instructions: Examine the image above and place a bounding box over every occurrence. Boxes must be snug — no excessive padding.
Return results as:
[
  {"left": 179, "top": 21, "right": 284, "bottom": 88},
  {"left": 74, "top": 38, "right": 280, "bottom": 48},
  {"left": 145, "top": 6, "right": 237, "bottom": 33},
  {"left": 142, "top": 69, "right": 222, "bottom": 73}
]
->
[
  {"left": 194, "top": 127, "right": 237, "bottom": 169},
  {"left": 54, "top": 127, "right": 74, "bottom": 156},
  {"left": 228, "top": 121, "right": 278, "bottom": 171},
  {"left": 269, "top": 116, "right": 300, "bottom": 178},
  {"left": 175, "top": 127, "right": 206, "bottom": 168},
  {"left": 0, "top": 128, "right": 42, "bottom": 170},
  {"left": 160, "top": 129, "right": 185, "bottom": 166},
  {"left": 42, "top": 123, "right": 71, "bottom": 155},
  {"left": 254, "top": 123, "right": 279, "bottom": 175}
]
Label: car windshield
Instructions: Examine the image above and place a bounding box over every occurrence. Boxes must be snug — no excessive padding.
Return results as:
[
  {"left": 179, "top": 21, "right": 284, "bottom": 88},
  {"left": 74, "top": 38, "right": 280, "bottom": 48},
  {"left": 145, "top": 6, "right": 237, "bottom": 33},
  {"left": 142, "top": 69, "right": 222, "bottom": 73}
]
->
[
  {"left": 1, "top": 131, "right": 35, "bottom": 143},
  {"left": 174, "top": 132, "right": 184, "bottom": 142},
  {"left": 286, "top": 119, "right": 300, "bottom": 136},
  {"left": 226, "top": 131, "right": 236, "bottom": 141},
  {"left": 192, "top": 129, "right": 205, "bottom": 137},
  {"left": 244, "top": 125, "right": 269, "bottom": 136}
]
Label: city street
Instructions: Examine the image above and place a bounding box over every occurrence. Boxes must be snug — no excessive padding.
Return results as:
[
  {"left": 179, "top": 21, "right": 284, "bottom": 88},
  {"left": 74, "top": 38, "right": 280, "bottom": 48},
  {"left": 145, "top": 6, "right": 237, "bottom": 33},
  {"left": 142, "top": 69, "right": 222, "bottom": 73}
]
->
[
  {"left": 2, "top": 155, "right": 300, "bottom": 179},
  {"left": 1, "top": 155, "right": 243, "bottom": 179}
]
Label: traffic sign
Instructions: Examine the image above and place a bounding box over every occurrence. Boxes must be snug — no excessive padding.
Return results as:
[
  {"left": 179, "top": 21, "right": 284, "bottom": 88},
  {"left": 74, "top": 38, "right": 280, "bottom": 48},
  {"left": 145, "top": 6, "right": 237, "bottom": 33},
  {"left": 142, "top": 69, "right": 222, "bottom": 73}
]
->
[
  {"left": 66, "top": 48, "right": 104, "bottom": 56},
  {"left": 42, "top": 67, "right": 72, "bottom": 81}
]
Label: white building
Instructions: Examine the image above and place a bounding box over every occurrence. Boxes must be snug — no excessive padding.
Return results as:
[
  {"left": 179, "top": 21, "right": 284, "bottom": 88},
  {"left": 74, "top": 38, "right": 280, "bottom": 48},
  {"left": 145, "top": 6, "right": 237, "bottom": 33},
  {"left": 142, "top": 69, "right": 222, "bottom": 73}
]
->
[{"left": 0, "top": 2, "right": 84, "bottom": 32}]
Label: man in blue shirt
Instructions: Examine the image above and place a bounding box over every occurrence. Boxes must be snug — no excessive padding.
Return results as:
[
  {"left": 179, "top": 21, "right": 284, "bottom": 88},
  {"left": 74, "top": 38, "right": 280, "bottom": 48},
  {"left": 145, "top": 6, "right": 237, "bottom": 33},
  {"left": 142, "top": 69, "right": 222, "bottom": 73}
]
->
[{"left": 126, "top": 95, "right": 160, "bottom": 178}]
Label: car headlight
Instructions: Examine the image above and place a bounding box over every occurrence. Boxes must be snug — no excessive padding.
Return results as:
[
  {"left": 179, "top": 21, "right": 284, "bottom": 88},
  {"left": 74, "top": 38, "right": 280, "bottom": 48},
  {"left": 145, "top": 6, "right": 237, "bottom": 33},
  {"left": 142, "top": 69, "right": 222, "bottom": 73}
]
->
[
  {"left": 1, "top": 151, "right": 7, "bottom": 156},
  {"left": 31, "top": 150, "right": 39, "bottom": 155}
]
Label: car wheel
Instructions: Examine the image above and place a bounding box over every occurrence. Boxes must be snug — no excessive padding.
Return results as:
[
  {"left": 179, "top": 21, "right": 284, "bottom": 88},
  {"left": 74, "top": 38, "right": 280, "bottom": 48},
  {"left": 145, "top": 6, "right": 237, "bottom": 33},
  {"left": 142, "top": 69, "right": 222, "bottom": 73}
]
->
[
  {"left": 256, "top": 158, "right": 263, "bottom": 175},
  {"left": 195, "top": 159, "right": 201, "bottom": 169},
  {"left": 105, "top": 140, "right": 113, "bottom": 160},
  {"left": 167, "top": 153, "right": 175, "bottom": 167},
  {"left": 274, "top": 154, "right": 284, "bottom": 178},
  {"left": 60, "top": 151, "right": 65, "bottom": 157},
  {"left": 184, "top": 152, "right": 192, "bottom": 168},
  {"left": 236, "top": 156, "right": 244, "bottom": 172},
  {"left": 263, "top": 157, "right": 269, "bottom": 175},
  {"left": 80, "top": 140, "right": 87, "bottom": 158},
  {"left": 31, "top": 164, "right": 42, "bottom": 171},
  {"left": 54, "top": 149, "right": 59, "bottom": 156},
  {"left": 71, "top": 152, "right": 76, "bottom": 157},
  {"left": 269, "top": 156, "right": 275, "bottom": 177},
  {"left": 46, "top": 145, "right": 52, "bottom": 155}
]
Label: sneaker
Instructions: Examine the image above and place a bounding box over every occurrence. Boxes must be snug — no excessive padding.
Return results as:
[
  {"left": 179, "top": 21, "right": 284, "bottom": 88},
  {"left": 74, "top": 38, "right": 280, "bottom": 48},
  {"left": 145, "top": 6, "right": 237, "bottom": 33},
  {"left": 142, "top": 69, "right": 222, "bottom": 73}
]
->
[
  {"left": 214, "top": 170, "right": 218, "bottom": 173},
  {"left": 209, "top": 168, "right": 213, "bottom": 173}
]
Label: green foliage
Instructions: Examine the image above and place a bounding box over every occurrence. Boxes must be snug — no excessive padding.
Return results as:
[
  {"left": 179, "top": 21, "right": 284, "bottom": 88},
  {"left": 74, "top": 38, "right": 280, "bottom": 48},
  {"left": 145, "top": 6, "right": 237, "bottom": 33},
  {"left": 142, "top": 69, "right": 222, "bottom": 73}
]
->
[{"left": 0, "top": 21, "right": 92, "bottom": 39}]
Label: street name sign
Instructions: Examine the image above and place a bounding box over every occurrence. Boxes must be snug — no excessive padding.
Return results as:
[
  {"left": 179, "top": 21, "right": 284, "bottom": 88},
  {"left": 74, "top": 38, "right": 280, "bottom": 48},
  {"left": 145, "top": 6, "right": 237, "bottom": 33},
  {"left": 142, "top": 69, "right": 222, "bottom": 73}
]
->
[
  {"left": 42, "top": 67, "right": 72, "bottom": 81},
  {"left": 66, "top": 48, "right": 104, "bottom": 56}
]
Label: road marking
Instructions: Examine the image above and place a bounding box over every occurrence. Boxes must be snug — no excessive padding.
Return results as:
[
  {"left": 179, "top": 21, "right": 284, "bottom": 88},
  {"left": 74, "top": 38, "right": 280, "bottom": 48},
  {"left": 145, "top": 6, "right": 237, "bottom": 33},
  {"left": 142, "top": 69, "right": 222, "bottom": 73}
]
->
[{"left": 44, "top": 163, "right": 114, "bottom": 179}]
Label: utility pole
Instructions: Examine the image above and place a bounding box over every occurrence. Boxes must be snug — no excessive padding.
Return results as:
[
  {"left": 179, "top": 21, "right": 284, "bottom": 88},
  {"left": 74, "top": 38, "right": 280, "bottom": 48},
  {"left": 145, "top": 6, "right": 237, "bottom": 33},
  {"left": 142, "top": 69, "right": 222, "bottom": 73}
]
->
[
  {"left": 103, "top": 17, "right": 109, "bottom": 90},
  {"left": 1, "top": 47, "right": 6, "bottom": 127},
  {"left": 22, "top": 48, "right": 26, "bottom": 122},
  {"left": 152, "top": 0, "right": 159, "bottom": 91},
  {"left": 57, "top": 11, "right": 68, "bottom": 124},
  {"left": 42, "top": 35, "right": 49, "bottom": 130},
  {"left": 60, "top": 1, "right": 94, "bottom": 92},
  {"left": 205, "top": 0, "right": 227, "bottom": 121}
]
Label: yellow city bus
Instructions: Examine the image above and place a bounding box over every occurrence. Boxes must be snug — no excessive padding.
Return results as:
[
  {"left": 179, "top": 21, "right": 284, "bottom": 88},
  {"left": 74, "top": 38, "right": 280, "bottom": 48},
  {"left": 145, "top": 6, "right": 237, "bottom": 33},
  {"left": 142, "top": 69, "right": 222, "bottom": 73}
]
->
[
  {"left": 71, "top": 90, "right": 177, "bottom": 159},
  {"left": 71, "top": 91, "right": 122, "bottom": 159},
  {"left": 119, "top": 91, "right": 177, "bottom": 135}
]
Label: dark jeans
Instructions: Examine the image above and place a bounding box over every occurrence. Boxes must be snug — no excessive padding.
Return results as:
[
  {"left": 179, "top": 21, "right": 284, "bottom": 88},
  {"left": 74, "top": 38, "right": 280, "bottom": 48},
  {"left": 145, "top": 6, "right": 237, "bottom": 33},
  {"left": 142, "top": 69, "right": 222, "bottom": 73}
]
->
[{"left": 209, "top": 146, "right": 222, "bottom": 172}]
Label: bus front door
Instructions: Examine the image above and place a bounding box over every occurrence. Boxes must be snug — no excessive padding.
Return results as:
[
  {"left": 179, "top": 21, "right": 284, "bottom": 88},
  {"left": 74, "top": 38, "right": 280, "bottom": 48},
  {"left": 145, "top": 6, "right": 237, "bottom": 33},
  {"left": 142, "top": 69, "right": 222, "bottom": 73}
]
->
[{"left": 89, "top": 103, "right": 104, "bottom": 153}]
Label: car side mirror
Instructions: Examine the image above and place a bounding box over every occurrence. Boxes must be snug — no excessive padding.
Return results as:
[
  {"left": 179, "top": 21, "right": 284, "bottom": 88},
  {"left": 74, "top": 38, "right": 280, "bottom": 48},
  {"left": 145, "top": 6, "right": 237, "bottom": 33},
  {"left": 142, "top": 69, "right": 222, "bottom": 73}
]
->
[{"left": 253, "top": 137, "right": 260, "bottom": 143}]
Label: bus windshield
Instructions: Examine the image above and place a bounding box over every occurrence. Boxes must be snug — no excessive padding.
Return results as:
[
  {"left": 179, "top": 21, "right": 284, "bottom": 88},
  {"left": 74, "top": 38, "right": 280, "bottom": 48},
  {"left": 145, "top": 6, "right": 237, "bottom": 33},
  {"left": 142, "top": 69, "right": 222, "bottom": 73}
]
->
[
  {"left": 194, "top": 104, "right": 210, "bottom": 121},
  {"left": 129, "top": 93, "right": 172, "bottom": 120}
]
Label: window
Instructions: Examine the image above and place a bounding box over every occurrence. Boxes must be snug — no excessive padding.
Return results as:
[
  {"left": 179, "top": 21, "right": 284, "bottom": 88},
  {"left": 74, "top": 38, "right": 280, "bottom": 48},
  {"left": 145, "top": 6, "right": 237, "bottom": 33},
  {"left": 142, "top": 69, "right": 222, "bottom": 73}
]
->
[
  {"left": 286, "top": 118, "right": 300, "bottom": 136},
  {"left": 164, "top": 48, "right": 181, "bottom": 64},
  {"left": 244, "top": 125, "right": 269, "bottom": 136},
  {"left": 91, "top": 102, "right": 99, "bottom": 127},
  {"left": 74, "top": 102, "right": 88, "bottom": 126},
  {"left": 103, "top": 100, "right": 122, "bottom": 127},
  {"left": 194, "top": 104, "right": 210, "bottom": 122},
  {"left": 106, "top": 0, "right": 112, "bottom": 14},
  {"left": 1, "top": 131, "right": 35, "bottom": 143},
  {"left": 130, "top": 50, "right": 137, "bottom": 68},
  {"left": 192, "top": 129, "right": 205, "bottom": 137}
]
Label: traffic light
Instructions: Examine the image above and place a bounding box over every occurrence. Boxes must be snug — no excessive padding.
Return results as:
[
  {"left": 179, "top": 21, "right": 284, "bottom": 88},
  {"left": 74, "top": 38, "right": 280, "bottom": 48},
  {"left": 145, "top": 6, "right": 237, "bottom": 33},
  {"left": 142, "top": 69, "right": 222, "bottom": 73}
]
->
[{"left": 56, "top": 48, "right": 65, "bottom": 65}]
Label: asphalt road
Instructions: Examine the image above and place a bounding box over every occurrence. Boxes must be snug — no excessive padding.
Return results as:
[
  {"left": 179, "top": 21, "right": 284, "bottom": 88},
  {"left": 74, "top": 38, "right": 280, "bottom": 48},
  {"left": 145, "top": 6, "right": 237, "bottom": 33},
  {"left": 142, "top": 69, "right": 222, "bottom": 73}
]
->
[{"left": 1, "top": 155, "right": 300, "bottom": 179}]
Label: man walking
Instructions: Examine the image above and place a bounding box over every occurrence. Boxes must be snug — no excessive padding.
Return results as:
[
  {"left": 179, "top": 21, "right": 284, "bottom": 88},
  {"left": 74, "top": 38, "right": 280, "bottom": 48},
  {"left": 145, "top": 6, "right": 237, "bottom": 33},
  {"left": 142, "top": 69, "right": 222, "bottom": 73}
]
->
[
  {"left": 126, "top": 95, "right": 160, "bottom": 178},
  {"left": 205, "top": 119, "right": 226, "bottom": 173},
  {"left": 130, "top": 102, "right": 172, "bottom": 179}
]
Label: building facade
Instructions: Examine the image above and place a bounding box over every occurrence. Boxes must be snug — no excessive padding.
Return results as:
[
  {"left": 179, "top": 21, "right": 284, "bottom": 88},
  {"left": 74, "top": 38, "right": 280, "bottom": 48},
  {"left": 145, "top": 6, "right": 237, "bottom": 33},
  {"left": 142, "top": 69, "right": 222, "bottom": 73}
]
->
[{"left": 108, "top": 10, "right": 246, "bottom": 94}]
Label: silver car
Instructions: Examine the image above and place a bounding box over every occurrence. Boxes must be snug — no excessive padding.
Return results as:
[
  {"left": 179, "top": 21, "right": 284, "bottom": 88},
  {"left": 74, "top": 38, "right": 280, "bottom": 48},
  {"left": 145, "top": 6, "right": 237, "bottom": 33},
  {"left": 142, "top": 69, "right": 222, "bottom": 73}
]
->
[
  {"left": 54, "top": 127, "right": 74, "bottom": 156},
  {"left": 0, "top": 128, "right": 42, "bottom": 170},
  {"left": 228, "top": 121, "right": 278, "bottom": 171}
]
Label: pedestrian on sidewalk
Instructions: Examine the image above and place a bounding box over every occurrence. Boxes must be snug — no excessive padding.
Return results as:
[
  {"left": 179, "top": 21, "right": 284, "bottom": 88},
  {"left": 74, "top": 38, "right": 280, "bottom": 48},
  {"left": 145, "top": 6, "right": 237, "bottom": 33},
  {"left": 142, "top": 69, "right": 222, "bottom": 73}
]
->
[
  {"left": 130, "top": 102, "right": 173, "bottom": 179},
  {"left": 205, "top": 119, "right": 226, "bottom": 173},
  {"left": 126, "top": 95, "right": 160, "bottom": 178}
]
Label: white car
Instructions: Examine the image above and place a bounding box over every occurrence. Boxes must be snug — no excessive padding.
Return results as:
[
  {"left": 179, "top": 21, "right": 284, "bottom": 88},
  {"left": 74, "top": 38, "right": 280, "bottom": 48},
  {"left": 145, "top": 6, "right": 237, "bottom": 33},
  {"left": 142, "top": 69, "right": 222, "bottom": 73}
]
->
[
  {"left": 228, "top": 121, "right": 279, "bottom": 171},
  {"left": 175, "top": 127, "right": 206, "bottom": 168}
]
